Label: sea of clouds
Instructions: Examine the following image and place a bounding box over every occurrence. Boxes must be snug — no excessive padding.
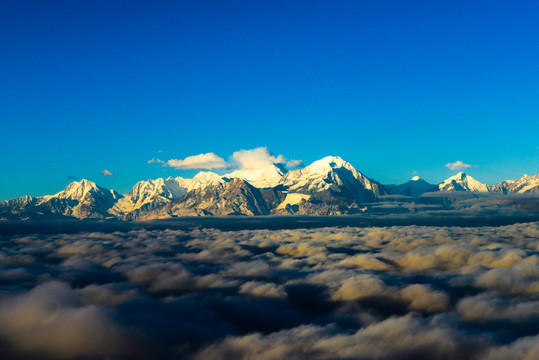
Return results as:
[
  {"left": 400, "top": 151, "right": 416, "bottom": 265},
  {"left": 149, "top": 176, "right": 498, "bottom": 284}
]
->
[{"left": 1, "top": 222, "right": 539, "bottom": 359}]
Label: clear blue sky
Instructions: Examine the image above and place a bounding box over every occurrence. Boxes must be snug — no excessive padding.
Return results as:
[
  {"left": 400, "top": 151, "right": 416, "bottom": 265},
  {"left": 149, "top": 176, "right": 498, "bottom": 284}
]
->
[{"left": 1, "top": 0, "right": 538, "bottom": 200}]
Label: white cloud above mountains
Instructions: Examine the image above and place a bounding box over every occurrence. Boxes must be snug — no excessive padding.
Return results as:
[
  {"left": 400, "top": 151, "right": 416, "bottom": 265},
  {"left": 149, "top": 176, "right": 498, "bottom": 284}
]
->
[
  {"left": 445, "top": 160, "right": 475, "bottom": 171},
  {"left": 231, "top": 147, "right": 302, "bottom": 170},
  {"left": 165, "top": 152, "right": 232, "bottom": 170},
  {"left": 147, "top": 158, "right": 164, "bottom": 164},
  {"left": 152, "top": 147, "right": 303, "bottom": 171},
  {"left": 232, "top": 147, "right": 287, "bottom": 170}
]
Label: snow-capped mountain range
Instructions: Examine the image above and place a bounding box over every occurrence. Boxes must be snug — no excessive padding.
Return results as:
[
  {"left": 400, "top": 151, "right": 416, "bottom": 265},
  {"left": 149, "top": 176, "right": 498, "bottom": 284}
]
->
[
  {"left": 491, "top": 174, "right": 539, "bottom": 194},
  {"left": 1, "top": 156, "right": 537, "bottom": 220},
  {"left": 435, "top": 172, "right": 539, "bottom": 194}
]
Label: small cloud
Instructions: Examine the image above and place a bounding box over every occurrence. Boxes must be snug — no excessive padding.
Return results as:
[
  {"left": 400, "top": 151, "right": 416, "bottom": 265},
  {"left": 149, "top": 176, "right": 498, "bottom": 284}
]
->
[
  {"left": 158, "top": 150, "right": 163, "bottom": 153},
  {"left": 165, "top": 153, "right": 232, "bottom": 170},
  {"left": 66, "top": 175, "right": 79, "bottom": 180},
  {"left": 147, "top": 158, "right": 164, "bottom": 164},
  {"left": 413, "top": 170, "right": 418, "bottom": 175},
  {"left": 101, "top": 170, "right": 114, "bottom": 176},
  {"left": 445, "top": 161, "right": 474, "bottom": 171},
  {"left": 286, "top": 159, "right": 304, "bottom": 168}
]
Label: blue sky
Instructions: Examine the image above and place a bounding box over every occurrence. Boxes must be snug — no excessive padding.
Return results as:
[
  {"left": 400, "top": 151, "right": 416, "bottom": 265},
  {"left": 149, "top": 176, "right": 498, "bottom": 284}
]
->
[{"left": 1, "top": 0, "right": 538, "bottom": 200}]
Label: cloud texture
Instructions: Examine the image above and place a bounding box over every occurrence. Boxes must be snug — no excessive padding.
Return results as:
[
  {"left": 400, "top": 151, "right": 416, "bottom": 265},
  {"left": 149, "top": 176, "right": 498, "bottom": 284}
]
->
[
  {"left": 446, "top": 160, "right": 474, "bottom": 170},
  {"left": 231, "top": 147, "right": 291, "bottom": 170},
  {"left": 100, "top": 169, "right": 114, "bottom": 176},
  {"left": 0, "top": 222, "right": 539, "bottom": 359},
  {"left": 165, "top": 152, "right": 231, "bottom": 169}
]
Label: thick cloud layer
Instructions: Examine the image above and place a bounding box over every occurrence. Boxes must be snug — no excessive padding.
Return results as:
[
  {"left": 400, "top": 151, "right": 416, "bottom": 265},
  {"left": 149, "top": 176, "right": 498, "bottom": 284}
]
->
[{"left": 0, "top": 222, "right": 539, "bottom": 359}]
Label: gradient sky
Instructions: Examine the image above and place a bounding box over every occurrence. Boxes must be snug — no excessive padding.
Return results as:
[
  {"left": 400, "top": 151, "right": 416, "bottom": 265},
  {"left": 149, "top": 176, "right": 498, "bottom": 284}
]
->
[{"left": 1, "top": 0, "right": 538, "bottom": 200}]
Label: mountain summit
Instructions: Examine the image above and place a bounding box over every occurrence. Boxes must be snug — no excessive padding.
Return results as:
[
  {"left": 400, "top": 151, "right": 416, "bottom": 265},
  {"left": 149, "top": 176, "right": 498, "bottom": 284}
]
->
[
  {"left": 438, "top": 172, "right": 490, "bottom": 192},
  {"left": 224, "top": 164, "right": 286, "bottom": 188},
  {"left": 386, "top": 176, "right": 435, "bottom": 196},
  {"left": 111, "top": 177, "right": 186, "bottom": 216},
  {"left": 2, "top": 180, "right": 122, "bottom": 219},
  {"left": 281, "top": 156, "right": 386, "bottom": 202}
]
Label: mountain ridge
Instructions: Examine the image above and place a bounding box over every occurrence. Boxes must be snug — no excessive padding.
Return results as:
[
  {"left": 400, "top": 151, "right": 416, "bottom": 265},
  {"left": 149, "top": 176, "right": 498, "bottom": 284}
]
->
[{"left": 1, "top": 157, "right": 538, "bottom": 220}]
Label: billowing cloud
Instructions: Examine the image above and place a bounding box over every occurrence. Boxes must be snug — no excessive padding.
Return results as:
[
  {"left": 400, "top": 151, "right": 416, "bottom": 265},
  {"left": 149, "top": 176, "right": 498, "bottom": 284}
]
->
[
  {"left": 231, "top": 147, "right": 303, "bottom": 170},
  {"left": 239, "top": 281, "right": 287, "bottom": 299},
  {"left": 232, "top": 147, "right": 287, "bottom": 170},
  {"left": 155, "top": 147, "right": 302, "bottom": 171},
  {"left": 101, "top": 169, "right": 114, "bottom": 176},
  {"left": 0, "top": 281, "right": 128, "bottom": 359},
  {"left": 485, "top": 334, "right": 539, "bottom": 360},
  {"left": 0, "top": 221, "right": 537, "bottom": 358},
  {"left": 445, "top": 160, "right": 474, "bottom": 170},
  {"left": 193, "top": 314, "right": 482, "bottom": 360},
  {"left": 165, "top": 152, "right": 232, "bottom": 170}
]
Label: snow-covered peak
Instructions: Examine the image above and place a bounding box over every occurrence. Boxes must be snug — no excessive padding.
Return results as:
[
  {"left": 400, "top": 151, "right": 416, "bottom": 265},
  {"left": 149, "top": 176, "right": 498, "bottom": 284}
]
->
[
  {"left": 283, "top": 156, "right": 360, "bottom": 184},
  {"left": 307, "top": 156, "right": 351, "bottom": 173},
  {"left": 186, "top": 171, "right": 225, "bottom": 191},
  {"left": 53, "top": 179, "right": 103, "bottom": 201},
  {"left": 129, "top": 177, "right": 186, "bottom": 201},
  {"left": 225, "top": 165, "right": 285, "bottom": 188},
  {"left": 281, "top": 156, "right": 385, "bottom": 199},
  {"left": 285, "top": 156, "right": 355, "bottom": 180},
  {"left": 438, "top": 173, "right": 490, "bottom": 192},
  {"left": 111, "top": 177, "right": 187, "bottom": 215},
  {"left": 411, "top": 176, "right": 420, "bottom": 181},
  {"left": 31, "top": 179, "right": 121, "bottom": 219}
]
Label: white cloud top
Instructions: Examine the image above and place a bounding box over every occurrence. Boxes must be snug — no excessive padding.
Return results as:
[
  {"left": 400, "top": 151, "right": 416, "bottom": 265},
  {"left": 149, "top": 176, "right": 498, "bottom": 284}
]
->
[
  {"left": 445, "top": 160, "right": 474, "bottom": 170},
  {"left": 166, "top": 152, "right": 231, "bottom": 170},
  {"left": 231, "top": 147, "right": 287, "bottom": 170}
]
